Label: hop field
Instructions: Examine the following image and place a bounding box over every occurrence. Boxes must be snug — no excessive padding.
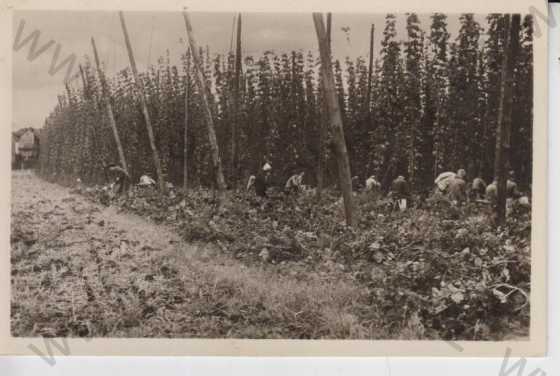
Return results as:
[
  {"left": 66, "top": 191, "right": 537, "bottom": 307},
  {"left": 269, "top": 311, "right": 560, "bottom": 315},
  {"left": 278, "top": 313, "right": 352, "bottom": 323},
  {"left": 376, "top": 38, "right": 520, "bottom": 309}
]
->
[
  {"left": 11, "top": 176, "right": 530, "bottom": 340},
  {"left": 13, "top": 11, "right": 534, "bottom": 341}
]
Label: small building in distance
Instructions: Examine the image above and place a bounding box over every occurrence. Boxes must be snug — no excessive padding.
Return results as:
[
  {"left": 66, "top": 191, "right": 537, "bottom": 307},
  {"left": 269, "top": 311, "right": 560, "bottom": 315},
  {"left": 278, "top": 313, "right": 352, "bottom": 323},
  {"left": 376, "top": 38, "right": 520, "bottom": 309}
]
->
[{"left": 12, "top": 127, "right": 41, "bottom": 170}]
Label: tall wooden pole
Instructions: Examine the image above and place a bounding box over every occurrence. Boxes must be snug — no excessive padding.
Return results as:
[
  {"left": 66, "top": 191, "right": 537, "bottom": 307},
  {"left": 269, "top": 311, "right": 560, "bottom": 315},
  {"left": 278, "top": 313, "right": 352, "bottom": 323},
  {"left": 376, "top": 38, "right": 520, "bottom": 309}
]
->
[
  {"left": 79, "top": 63, "right": 101, "bottom": 114},
  {"left": 57, "top": 95, "right": 64, "bottom": 112},
  {"left": 494, "top": 14, "right": 517, "bottom": 225},
  {"left": 313, "top": 13, "right": 354, "bottom": 226},
  {"left": 119, "top": 11, "right": 165, "bottom": 192},
  {"left": 183, "top": 50, "right": 190, "bottom": 191},
  {"left": 326, "top": 13, "right": 332, "bottom": 46},
  {"left": 182, "top": 10, "right": 227, "bottom": 192},
  {"left": 316, "top": 12, "right": 332, "bottom": 199},
  {"left": 91, "top": 37, "right": 129, "bottom": 176},
  {"left": 79, "top": 64, "right": 89, "bottom": 100},
  {"left": 64, "top": 83, "right": 73, "bottom": 106},
  {"left": 366, "top": 24, "right": 375, "bottom": 178},
  {"left": 230, "top": 13, "right": 242, "bottom": 187}
]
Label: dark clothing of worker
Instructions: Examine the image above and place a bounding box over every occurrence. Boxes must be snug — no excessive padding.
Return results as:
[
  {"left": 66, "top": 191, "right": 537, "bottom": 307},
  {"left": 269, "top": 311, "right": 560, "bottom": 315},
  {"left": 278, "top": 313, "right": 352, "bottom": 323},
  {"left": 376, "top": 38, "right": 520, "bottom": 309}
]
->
[
  {"left": 471, "top": 177, "right": 487, "bottom": 200},
  {"left": 254, "top": 171, "right": 269, "bottom": 198},
  {"left": 389, "top": 176, "right": 410, "bottom": 211},
  {"left": 390, "top": 176, "right": 409, "bottom": 200},
  {"left": 106, "top": 165, "right": 130, "bottom": 195}
]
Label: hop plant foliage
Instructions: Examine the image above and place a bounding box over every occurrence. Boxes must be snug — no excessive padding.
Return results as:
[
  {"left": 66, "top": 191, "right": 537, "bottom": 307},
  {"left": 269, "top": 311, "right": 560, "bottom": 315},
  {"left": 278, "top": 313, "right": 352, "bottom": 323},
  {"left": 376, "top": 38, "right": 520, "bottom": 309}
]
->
[{"left": 38, "top": 13, "right": 533, "bottom": 194}]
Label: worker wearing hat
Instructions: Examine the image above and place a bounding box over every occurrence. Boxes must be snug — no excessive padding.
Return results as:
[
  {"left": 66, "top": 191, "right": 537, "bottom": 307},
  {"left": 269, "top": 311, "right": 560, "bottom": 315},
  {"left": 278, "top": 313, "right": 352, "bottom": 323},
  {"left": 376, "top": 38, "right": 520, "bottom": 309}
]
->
[{"left": 254, "top": 162, "right": 272, "bottom": 198}]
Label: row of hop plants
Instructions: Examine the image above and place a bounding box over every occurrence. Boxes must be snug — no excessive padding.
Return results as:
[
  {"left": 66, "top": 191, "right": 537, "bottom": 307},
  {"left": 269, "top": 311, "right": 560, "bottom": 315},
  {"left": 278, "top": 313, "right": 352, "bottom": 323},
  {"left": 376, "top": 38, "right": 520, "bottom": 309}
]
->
[{"left": 38, "top": 13, "right": 533, "bottom": 193}]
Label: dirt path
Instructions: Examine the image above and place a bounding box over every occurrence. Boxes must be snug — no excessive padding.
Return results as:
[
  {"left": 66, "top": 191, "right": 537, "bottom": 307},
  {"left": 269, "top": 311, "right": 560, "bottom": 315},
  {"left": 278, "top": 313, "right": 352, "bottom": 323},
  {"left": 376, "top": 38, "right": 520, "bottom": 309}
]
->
[{"left": 10, "top": 171, "right": 371, "bottom": 339}]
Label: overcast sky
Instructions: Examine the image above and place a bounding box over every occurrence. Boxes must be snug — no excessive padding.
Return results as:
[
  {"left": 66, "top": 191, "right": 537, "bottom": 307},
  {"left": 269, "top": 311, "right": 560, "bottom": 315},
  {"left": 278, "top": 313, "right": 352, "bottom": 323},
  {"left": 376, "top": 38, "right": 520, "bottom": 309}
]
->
[{"left": 12, "top": 10, "right": 487, "bottom": 130}]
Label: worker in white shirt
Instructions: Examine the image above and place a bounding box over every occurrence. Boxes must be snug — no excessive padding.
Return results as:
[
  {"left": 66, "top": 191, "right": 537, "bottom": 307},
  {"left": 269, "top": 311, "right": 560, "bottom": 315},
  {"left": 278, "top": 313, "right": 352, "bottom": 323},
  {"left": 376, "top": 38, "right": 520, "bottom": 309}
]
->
[
  {"left": 365, "top": 175, "right": 381, "bottom": 192},
  {"left": 284, "top": 172, "right": 305, "bottom": 195}
]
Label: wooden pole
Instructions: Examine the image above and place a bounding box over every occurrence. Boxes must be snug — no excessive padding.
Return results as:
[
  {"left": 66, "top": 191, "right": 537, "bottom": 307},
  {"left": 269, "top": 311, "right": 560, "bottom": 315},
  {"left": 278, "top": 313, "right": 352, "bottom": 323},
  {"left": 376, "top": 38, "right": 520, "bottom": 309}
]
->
[
  {"left": 57, "top": 94, "right": 64, "bottom": 111},
  {"left": 494, "top": 14, "right": 516, "bottom": 225},
  {"left": 313, "top": 13, "right": 355, "bottom": 226},
  {"left": 91, "top": 36, "right": 129, "bottom": 176},
  {"left": 183, "top": 50, "right": 190, "bottom": 191},
  {"left": 79, "top": 64, "right": 89, "bottom": 100},
  {"left": 326, "top": 13, "right": 332, "bottom": 46},
  {"left": 316, "top": 12, "right": 332, "bottom": 199},
  {"left": 79, "top": 63, "right": 102, "bottom": 114},
  {"left": 366, "top": 23, "right": 375, "bottom": 178},
  {"left": 232, "top": 13, "right": 242, "bottom": 187},
  {"left": 64, "top": 82, "right": 73, "bottom": 106},
  {"left": 182, "top": 10, "right": 227, "bottom": 192},
  {"left": 119, "top": 11, "right": 165, "bottom": 192}
]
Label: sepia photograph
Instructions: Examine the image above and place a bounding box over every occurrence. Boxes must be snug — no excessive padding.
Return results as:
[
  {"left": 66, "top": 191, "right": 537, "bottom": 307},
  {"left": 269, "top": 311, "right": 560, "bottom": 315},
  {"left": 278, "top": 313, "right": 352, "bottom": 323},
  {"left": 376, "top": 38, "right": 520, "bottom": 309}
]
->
[{"left": 2, "top": 1, "right": 548, "bottom": 358}]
